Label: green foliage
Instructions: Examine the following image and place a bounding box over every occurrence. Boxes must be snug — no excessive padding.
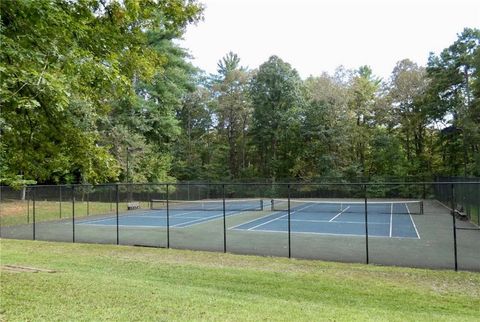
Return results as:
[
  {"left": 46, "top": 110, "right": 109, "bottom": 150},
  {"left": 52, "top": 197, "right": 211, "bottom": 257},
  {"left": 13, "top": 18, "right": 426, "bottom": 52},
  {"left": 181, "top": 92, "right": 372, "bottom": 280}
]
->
[
  {"left": 177, "top": 33, "right": 478, "bottom": 181},
  {"left": 1, "top": 2, "right": 477, "bottom": 183},
  {"left": 367, "top": 128, "right": 407, "bottom": 177},
  {"left": 0, "top": 0, "right": 203, "bottom": 185},
  {"left": 249, "top": 56, "right": 305, "bottom": 179},
  {"left": 212, "top": 52, "right": 252, "bottom": 178},
  {"left": 298, "top": 72, "right": 353, "bottom": 178},
  {"left": 348, "top": 66, "right": 382, "bottom": 174},
  {"left": 173, "top": 83, "right": 218, "bottom": 180},
  {"left": 386, "top": 59, "right": 429, "bottom": 174},
  {"left": 426, "top": 28, "right": 480, "bottom": 176}
]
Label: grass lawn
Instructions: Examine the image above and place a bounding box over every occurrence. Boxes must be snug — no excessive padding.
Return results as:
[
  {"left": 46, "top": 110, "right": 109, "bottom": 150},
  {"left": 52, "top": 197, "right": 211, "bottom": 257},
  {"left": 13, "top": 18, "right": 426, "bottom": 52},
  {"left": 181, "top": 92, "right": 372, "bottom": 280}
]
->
[{"left": 1, "top": 239, "right": 479, "bottom": 321}]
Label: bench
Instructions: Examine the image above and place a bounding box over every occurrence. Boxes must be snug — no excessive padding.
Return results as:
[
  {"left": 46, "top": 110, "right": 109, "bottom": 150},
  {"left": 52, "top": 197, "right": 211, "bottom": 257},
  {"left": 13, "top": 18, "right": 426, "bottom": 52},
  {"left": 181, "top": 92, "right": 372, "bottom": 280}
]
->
[
  {"left": 455, "top": 208, "right": 468, "bottom": 220},
  {"left": 127, "top": 202, "right": 140, "bottom": 210}
]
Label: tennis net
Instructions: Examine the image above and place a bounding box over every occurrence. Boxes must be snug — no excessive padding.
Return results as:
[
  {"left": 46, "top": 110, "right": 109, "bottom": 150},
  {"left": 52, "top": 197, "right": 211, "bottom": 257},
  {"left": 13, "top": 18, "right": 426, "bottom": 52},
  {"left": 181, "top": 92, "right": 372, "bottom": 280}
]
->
[
  {"left": 271, "top": 199, "right": 423, "bottom": 215},
  {"left": 150, "top": 199, "right": 264, "bottom": 212}
]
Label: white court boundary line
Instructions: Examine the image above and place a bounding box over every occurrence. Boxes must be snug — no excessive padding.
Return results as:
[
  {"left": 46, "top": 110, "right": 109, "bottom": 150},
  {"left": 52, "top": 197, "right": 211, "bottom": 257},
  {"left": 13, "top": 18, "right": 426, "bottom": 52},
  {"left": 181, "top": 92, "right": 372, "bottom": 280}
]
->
[
  {"left": 268, "top": 218, "right": 389, "bottom": 225},
  {"left": 231, "top": 212, "right": 420, "bottom": 239},
  {"left": 246, "top": 203, "right": 318, "bottom": 231},
  {"left": 329, "top": 206, "right": 351, "bottom": 222},
  {"left": 230, "top": 228, "right": 421, "bottom": 239},
  {"left": 247, "top": 213, "right": 288, "bottom": 230},
  {"left": 170, "top": 213, "right": 224, "bottom": 227},
  {"left": 77, "top": 203, "right": 421, "bottom": 238},
  {"left": 77, "top": 208, "right": 248, "bottom": 228},
  {"left": 406, "top": 204, "right": 421, "bottom": 239},
  {"left": 169, "top": 209, "right": 214, "bottom": 218},
  {"left": 228, "top": 212, "right": 284, "bottom": 230},
  {"left": 229, "top": 202, "right": 332, "bottom": 230},
  {"left": 76, "top": 223, "right": 166, "bottom": 229},
  {"left": 76, "top": 209, "right": 201, "bottom": 225},
  {"left": 171, "top": 209, "right": 256, "bottom": 228}
]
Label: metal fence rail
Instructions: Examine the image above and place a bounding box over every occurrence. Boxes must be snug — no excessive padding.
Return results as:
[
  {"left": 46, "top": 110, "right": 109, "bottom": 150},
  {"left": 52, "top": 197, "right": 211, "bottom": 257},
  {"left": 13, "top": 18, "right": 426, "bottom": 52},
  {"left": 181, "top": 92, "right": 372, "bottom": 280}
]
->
[{"left": 1, "top": 181, "right": 479, "bottom": 271}]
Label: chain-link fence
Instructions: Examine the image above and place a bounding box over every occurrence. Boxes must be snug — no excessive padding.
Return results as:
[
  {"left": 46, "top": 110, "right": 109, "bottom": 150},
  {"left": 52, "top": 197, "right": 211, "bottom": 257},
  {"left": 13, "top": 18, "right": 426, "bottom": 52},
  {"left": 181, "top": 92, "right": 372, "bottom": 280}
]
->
[{"left": 1, "top": 181, "right": 478, "bottom": 271}]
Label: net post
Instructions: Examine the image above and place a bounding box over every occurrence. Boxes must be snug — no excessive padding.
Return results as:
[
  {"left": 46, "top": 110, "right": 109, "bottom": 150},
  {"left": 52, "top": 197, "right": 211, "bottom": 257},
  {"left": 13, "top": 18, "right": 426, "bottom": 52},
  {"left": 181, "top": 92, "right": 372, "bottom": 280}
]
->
[
  {"left": 222, "top": 184, "right": 227, "bottom": 253},
  {"left": 166, "top": 184, "right": 170, "bottom": 249},
  {"left": 72, "top": 185, "right": 75, "bottom": 243},
  {"left": 32, "top": 186, "right": 36, "bottom": 240},
  {"left": 288, "top": 184, "right": 291, "bottom": 259},
  {"left": 420, "top": 200, "right": 424, "bottom": 215},
  {"left": 115, "top": 183, "right": 119, "bottom": 245},
  {"left": 364, "top": 184, "right": 369, "bottom": 265},
  {"left": 451, "top": 183, "right": 458, "bottom": 271}
]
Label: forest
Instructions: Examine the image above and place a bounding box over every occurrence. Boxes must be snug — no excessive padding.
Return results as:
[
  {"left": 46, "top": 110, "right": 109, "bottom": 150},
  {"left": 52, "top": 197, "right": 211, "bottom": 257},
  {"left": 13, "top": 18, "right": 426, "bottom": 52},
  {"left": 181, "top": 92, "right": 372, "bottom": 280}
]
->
[{"left": 1, "top": 0, "right": 479, "bottom": 187}]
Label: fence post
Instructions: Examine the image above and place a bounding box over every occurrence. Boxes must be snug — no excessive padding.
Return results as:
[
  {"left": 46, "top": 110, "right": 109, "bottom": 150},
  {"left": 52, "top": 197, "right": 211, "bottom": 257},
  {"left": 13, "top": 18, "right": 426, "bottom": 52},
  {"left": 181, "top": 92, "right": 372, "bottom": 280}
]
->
[
  {"left": 451, "top": 183, "right": 458, "bottom": 271},
  {"left": 87, "top": 187, "right": 90, "bottom": 216},
  {"left": 32, "top": 187, "right": 36, "bottom": 241},
  {"left": 109, "top": 187, "right": 113, "bottom": 212},
  {"left": 288, "top": 184, "right": 291, "bottom": 259},
  {"left": 476, "top": 182, "right": 480, "bottom": 226},
  {"left": 116, "top": 183, "right": 119, "bottom": 245},
  {"left": 27, "top": 193, "right": 30, "bottom": 224},
  {"left": 364, "top": 184, "right": 369, "bottom": 265},
  {"left": 72, "top": 185, "right": 75, "bottom": 243},
  {"left": 59, "top": 185, "right": 62, "bottom": 219},
  {"left": 166, "top": 184, "right": 170, "bottom": 249},
  {"left": 222, "top": 184, "right": 227, "bottom": 253}
]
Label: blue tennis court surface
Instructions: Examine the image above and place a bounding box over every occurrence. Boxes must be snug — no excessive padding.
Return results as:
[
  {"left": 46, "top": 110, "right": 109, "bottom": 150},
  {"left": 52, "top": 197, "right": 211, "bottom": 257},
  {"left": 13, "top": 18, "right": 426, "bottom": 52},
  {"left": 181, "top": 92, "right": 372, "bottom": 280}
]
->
[
  {"left": 77, "top": 209, "right": 243, "bottom": 228},
  {"left": 77, "top": 199, "right": 421, "bottom": 239},
  {"left": 231, "top": 201, "right": 421, "bottom": 238}
]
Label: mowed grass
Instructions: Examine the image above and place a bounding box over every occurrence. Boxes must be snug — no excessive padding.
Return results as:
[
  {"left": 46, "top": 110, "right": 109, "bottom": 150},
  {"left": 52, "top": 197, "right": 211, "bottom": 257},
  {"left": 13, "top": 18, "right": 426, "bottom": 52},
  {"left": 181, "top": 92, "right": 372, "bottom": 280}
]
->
[{"left": 1, "top": 239, "right": 479, "bottom": 321}]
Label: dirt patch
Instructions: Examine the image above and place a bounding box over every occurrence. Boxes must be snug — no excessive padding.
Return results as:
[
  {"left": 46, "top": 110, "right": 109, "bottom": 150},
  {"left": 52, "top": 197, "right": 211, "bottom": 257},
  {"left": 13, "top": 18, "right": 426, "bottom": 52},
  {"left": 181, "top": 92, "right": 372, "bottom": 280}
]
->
[{"left": 1, "top": 265, "right": 57, "bottom": 273}]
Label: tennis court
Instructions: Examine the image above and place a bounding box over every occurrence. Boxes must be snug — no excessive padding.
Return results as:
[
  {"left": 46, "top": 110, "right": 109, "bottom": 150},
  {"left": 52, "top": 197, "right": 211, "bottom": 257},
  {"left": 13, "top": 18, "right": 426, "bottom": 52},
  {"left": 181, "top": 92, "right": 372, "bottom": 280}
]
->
[
  {"left": 77, "top": 199, "right": 264, "bottom": 228},
  {"left": 1, "top": 183, "right": 478, "bottom": 271},
  {"left": 231, "top": 199, "right": 421, "bottom": 238},
  {"left": 77, "top": 198, "right": 421, "bottom": 239}
]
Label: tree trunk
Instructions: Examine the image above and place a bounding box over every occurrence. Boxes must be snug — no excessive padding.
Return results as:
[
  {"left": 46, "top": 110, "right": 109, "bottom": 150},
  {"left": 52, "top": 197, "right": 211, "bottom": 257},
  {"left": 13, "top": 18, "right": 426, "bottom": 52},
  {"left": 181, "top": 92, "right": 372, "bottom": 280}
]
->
[{"left": 21, "top": 186, "right": 26, "bottom": 201}]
